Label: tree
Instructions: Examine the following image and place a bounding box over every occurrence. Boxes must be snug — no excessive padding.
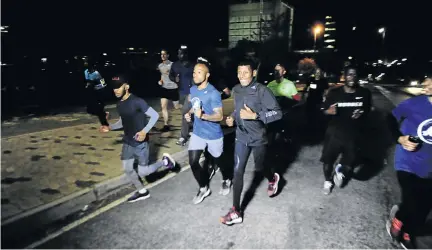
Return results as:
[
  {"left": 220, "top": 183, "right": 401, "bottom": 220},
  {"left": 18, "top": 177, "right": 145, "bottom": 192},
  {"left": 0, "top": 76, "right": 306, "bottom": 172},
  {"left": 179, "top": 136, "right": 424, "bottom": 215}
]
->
[{"left": 297, "top": 58, "right": 317, "bottom": 76}]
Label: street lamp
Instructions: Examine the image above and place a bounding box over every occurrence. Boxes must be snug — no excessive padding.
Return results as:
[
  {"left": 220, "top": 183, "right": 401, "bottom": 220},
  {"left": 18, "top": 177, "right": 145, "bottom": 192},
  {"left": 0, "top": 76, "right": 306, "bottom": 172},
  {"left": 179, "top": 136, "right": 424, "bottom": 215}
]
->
[
  {"left": 313, "top": 25, "right": 323, "bottom": 52},
  {"left": 378, "top": 27, "right": 386, "bottom": 61}
]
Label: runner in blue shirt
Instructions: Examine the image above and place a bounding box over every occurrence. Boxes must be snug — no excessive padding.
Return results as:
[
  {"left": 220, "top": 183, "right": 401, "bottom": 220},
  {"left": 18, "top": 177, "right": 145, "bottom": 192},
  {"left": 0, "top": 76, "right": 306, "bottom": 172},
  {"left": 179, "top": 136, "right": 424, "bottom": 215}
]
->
[{"left": 386, "top": 78, "right": 432, "bottom": 249}]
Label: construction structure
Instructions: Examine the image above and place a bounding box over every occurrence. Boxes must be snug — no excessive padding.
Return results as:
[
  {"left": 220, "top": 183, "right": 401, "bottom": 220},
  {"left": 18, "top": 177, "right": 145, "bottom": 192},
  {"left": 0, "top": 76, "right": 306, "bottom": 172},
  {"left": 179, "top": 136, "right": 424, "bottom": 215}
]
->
[{"left": 228, "top": 0, "right": 294, "bottom": 51}]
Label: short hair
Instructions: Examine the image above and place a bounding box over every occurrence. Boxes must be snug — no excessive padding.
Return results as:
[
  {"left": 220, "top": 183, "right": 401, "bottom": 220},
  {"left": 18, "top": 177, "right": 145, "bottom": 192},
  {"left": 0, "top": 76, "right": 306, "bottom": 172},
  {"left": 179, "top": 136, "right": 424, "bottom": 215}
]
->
[
  {"left": 344, "top": 66, "right": 357, "bottom": 76},
  {"left": 196, "top": 57, "right": 211, "bottom": 72},
  {"left": 238, "top": 59, "right": 257, "bottom": 72},
  {"left": 275, "top": 63, "right": 286, "bottom": 70},
  {"left": 161, "top": 49, "right": 169, "bottom": 55}
]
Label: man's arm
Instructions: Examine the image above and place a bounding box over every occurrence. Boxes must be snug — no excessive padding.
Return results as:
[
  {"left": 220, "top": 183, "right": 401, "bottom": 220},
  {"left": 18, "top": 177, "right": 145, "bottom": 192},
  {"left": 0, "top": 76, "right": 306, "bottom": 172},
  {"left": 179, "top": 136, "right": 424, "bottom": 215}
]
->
[
  {"left": 141, "top": 107, "right": 159, "bottom": 133},
  {"left": 202, "top": 92, "right": 224, "bottom": 122},
  {"left": 168, "top": 63, "right": 178, "bottom": 83},
  {"left": 388, "top": 99, "right": 411, "bottom": 143},
  {"left": 136, "top": 99, "right": 160, "bottom": 133},
  {"left": 322, "top": 88, "right": 337, "bottom": 114},
  {"left": 257, "top": 87, "right": 282, "bottom": 124},
  {"left": 363, "top": 88, "right": 373, "bottom": 115},
  {"left": 109, "top": 118, "right": 123, "bottom": 130}
]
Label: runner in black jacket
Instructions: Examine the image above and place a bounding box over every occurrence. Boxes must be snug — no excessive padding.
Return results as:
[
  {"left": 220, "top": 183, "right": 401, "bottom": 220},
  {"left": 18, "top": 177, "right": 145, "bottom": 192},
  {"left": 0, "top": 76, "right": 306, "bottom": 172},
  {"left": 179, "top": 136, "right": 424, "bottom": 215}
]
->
[{"left": 220, "top": 60, "right": 282, "bottom": 225}]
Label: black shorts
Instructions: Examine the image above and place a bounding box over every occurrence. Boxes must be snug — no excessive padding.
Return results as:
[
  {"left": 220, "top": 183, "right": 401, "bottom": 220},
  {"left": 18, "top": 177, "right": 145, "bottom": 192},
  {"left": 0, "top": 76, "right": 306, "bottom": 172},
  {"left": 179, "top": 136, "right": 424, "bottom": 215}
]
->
[
  {"left": 320, "top": 128, "right": 357, "bottom": 166},
  {"left": 160, "top": 88, "right": 179, "bottom": 101}
]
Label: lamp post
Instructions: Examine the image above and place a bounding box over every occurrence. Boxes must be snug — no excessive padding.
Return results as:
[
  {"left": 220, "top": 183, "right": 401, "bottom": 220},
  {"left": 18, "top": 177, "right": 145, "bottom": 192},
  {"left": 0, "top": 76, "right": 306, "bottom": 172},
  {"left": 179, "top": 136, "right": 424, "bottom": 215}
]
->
[
  {"left": 378, "top": 27, "right": 386, "bottom": 61},
  {"left": 313, "top": 25, "right": 322, "bottom": 53}
]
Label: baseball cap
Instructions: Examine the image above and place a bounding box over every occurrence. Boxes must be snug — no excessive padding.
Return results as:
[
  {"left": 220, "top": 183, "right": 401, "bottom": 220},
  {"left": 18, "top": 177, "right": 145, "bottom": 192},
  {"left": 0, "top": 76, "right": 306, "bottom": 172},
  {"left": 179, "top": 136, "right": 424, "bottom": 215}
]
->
[{"left": 110, "top": 74, "right": 129, "bottom": 89}]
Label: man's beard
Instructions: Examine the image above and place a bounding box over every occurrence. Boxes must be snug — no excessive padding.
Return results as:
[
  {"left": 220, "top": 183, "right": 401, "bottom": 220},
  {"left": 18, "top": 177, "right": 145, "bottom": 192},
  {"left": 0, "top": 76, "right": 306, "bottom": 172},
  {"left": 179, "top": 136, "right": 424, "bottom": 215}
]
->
[{"left": 194, "top": 79, "right": 206, "bottom": 86}]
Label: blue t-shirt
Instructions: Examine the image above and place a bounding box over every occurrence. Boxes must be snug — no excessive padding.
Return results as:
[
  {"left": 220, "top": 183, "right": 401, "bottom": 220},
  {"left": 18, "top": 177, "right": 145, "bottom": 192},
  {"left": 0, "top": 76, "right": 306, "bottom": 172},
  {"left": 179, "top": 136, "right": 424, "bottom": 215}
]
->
[
  {"left": 190, "top": 83, "right": 223, "bottom": 140},
  {"left": 84, "top": 69, "right": 102, "bottom": 81},
  {"left": 392, "top": 95, "right": 432, "bottom": 178}
]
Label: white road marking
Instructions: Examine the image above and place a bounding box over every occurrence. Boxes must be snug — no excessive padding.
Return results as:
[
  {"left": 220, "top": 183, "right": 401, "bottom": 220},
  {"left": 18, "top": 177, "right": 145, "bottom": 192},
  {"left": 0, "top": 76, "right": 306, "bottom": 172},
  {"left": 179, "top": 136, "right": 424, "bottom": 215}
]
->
[{"left": 25, "top": 158, "right": 204, "bottom": 249}]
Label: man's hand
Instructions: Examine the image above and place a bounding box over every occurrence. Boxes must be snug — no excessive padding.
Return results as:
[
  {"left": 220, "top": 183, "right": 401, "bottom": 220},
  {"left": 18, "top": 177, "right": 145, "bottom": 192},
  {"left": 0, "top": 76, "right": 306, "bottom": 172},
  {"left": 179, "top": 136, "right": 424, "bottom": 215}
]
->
[
  {"left": 175, "top": 74, "right": 180, "bottom": 83},
  {"left": 325, "top": 103, "right": 337, "bottom": 115},
  {"left": 352, "top": 109, "right": 364, "bottom": 119},
  {"left": 185, "top": 113, "right": 192, "bottom": 122},
  {"left": 398, "top": 135, "right": 419, "bottom": 152},
  {"left": 134, "top": 131, "right": 147, "bottom": 142},
  {"left": 99, "top": 126, "right": 110, "bottom": 133},
  {"left": 194, "top": 108, "right": 203, "bottom": 119},
  {"left": 158, "top": 79, "right": 163, "bottom": 86},
  {"left": 226, "top": 116, "right": 234, "bottom": 127},
  {"left": 240, "top": 104, "right": 257, "bottom": 120}
]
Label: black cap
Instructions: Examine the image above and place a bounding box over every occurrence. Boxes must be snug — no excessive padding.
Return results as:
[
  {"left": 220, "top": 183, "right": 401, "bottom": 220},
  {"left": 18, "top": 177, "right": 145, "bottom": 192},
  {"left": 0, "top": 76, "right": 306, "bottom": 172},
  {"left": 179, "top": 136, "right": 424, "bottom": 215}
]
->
[{"left": 110, "top": 74, "right": 128, "bottom": 89}]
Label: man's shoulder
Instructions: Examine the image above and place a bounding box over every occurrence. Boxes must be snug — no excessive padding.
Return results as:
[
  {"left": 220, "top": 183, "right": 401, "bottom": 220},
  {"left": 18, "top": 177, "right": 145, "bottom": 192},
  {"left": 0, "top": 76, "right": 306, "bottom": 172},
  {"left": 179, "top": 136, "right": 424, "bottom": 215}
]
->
[{"left": 282, "top": 78, "right": 294, "bottom": 85}]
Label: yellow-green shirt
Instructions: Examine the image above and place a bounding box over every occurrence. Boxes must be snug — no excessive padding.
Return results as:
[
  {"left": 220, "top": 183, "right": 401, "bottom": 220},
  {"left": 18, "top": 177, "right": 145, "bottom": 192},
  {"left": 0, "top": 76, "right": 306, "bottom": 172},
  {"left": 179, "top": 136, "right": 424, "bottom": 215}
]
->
[{"left": 267, "top": 78, "right": 298, "bottom": 99}]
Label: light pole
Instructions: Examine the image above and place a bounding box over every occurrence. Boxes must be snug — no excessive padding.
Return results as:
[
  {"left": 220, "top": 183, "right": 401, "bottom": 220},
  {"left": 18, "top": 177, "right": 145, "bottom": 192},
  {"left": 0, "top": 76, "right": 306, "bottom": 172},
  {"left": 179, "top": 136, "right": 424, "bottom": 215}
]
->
[
  {"left": 313, "top": 25, "right": 322, "bottom": 53},
  {"left": 378, "top": 27, "right": 386, "bottom": 61}
]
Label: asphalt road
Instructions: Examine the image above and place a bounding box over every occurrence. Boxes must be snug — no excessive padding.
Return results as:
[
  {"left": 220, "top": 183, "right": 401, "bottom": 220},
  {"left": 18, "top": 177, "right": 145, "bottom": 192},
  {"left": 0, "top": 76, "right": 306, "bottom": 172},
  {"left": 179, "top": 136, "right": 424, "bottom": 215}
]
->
[{"left": 32, "top": 86, "right": 431, "bottom": 249}]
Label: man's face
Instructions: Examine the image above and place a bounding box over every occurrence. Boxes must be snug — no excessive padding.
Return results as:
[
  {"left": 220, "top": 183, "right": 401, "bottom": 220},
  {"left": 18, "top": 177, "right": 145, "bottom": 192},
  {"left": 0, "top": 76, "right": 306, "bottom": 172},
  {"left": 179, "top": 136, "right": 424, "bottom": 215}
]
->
[
  {"left": 113, "top": 84, "right": 127, "bottom": 98},
  {"left": 274, "top": 65, "right": 286, "bottom": 79},
  {"left": 193, "top": 64, "right": 209, "bottom": 85},
  {"left": 178, "top": 50, "right": 186, "bottom": 61},
  {"left": 315, "top": 69, "right": 321, "bottom": 80},
  {"left": 161, "top": 51, "right": 169, "bottom": 61},
  {"left": 237, "top": 65, "right": 255, "bottom": 86},
  {"left": 421, "top": 78, "right": 432, "bottom": 96},
  {"left": 345, "top": 68, "right": 358, "bottom": 87}
]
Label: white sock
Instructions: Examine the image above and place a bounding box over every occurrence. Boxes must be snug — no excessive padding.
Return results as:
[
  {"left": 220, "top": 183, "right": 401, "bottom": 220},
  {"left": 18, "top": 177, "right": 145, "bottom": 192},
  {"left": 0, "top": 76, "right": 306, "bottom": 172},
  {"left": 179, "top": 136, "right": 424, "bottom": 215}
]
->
[
  {"left": 200, "top": 186, "right": 208, "bottom": 192},
  {"left": 138, "top": 188, "right": 148, "bottom": 194}
]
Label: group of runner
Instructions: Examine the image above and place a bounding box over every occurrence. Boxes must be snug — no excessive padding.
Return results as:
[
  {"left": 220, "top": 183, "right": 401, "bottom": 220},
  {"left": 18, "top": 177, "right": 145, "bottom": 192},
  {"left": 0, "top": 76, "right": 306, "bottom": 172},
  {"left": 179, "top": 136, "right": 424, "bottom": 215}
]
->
[{"left": 83, "top": 47, "right": 432, "bottom": 248}]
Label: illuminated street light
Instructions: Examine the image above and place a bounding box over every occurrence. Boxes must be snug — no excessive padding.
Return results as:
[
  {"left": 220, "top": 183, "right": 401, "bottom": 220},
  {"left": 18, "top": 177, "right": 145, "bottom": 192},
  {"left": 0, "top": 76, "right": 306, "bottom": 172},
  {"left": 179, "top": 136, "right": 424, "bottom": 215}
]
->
[
  {"left": 378, "top": 27, "right": 385, "bottom": 33},
  {"left": 378, "top": 59, "right": 383, "bottom": 64},
  {"left": 41, "top": 58, "right": 47, "bottom": 63},
  {"left": 312, "top": 24, "right": 323, "bottom": 52},
  {"left": 402, "top": 58, "right": 407, "bottom": 61},
  {"left": 352, "top": 27, "right": 356, "bottom": 31},
  {"left": 348, "top": 56, "right": 353, "bottom": 60},
  {"left": 102, "top": 53, "right": 107, "bottom": 56}
]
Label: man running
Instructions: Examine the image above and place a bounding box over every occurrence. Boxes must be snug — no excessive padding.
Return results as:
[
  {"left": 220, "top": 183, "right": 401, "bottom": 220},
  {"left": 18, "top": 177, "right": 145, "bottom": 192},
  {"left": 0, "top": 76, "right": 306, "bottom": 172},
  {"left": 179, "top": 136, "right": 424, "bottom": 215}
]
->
[
  {"left": 169, "top": 46, "right": 194, "bottom": 146},
  {"left": 107, "top": 74, "right": 176, "bottom": 202},
  {"left": 84, "top": 62, "right": 110, "bottom": 132},
  {"left": 220, "top": 60, "right": 282, "bottom": 225},
  {"left": 158, "top": 49, "right": 180, "bottom": 132},
  {"left": 165, "top": 58, "right": 231, "bottom": 204},
  {"left": 386, "top": 78, "right": 432, "bottom": 249},
  {"left": 267, "top": 63, "right": 301, "bottom": 102},
  {"left": 320, "top": 66, "right": 372, "bottom": 195}
]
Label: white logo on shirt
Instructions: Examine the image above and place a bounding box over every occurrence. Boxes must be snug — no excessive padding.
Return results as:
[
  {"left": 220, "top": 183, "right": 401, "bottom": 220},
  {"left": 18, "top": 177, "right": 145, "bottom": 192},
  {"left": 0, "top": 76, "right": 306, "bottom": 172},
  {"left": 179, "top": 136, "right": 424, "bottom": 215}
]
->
[
  {"left": 337, "top": 102, "right": 364, "bottom": 107},
  {"left": 251, "top": 86, "right": 256, "bottom": 89},
  {"left": 417, "top": 118, "right": 432, "bottom": 145}
]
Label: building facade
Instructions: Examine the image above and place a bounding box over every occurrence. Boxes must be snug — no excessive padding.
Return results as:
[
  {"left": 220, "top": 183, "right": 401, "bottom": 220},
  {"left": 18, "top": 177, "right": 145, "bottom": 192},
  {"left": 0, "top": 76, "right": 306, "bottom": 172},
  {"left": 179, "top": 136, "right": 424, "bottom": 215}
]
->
[{"left": 228, "top": 0, "right": 294, "bottom": 50}]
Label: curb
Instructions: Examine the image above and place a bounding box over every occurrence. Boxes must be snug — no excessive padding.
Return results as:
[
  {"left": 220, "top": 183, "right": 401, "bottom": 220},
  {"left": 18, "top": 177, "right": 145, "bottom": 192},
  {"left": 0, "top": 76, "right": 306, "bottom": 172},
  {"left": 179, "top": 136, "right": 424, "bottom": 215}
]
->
[{"left": 1, "top": 128, "right": 235, "bottom": 246}]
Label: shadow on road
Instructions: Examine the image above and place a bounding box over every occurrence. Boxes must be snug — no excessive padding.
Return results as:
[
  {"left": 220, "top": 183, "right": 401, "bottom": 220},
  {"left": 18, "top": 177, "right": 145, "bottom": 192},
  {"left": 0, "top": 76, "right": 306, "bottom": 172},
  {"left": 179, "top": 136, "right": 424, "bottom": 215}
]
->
[{"left": 352, "top": 108, "right": 394, "bottom": 181}]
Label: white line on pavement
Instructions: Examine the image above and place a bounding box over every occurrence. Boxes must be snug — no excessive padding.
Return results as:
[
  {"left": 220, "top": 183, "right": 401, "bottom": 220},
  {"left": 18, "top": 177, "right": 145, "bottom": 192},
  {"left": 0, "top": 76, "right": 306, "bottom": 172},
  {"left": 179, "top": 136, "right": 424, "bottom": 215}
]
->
[
  {"left": 24, "top": 158, "right": 204, "bottom": 249},
  {"left": 374, "top": 86, "right": 398, "bottom": 106}
]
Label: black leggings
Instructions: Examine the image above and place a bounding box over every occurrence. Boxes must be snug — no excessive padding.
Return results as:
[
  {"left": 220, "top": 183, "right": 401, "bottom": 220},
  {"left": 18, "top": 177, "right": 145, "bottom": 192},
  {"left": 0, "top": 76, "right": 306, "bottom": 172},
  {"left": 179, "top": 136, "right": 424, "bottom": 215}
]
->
[
  {"left": 233, "top": 141, "right": 273, "bottom": 210},
  {"left": 395, "top": 171, "right": 432, "bottom": 236},
  {"left": 189, "top": 149, "right": 229, "bottom": 188}
]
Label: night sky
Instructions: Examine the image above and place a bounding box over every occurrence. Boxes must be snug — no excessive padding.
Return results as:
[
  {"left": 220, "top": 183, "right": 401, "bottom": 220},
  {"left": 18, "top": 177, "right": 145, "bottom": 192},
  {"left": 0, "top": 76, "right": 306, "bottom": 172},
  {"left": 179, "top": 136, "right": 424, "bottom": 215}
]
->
[{"left": 2, "top": 0, "right": 431, "bottom": 58}]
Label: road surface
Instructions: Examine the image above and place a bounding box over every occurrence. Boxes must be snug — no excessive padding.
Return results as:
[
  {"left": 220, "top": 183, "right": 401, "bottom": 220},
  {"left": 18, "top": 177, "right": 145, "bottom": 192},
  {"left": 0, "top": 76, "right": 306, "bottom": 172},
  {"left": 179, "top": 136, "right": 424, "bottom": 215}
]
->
[{"left": 9, "top": 86, "right": 432, "bottom": 249}]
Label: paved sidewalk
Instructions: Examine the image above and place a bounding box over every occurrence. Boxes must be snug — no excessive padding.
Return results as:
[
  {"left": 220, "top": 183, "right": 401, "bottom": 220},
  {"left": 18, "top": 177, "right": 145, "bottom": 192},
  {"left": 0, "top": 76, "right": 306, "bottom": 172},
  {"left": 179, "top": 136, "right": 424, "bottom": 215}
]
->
[{"left": 1, "top": 98, "right": 235, "bottom": 223}]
